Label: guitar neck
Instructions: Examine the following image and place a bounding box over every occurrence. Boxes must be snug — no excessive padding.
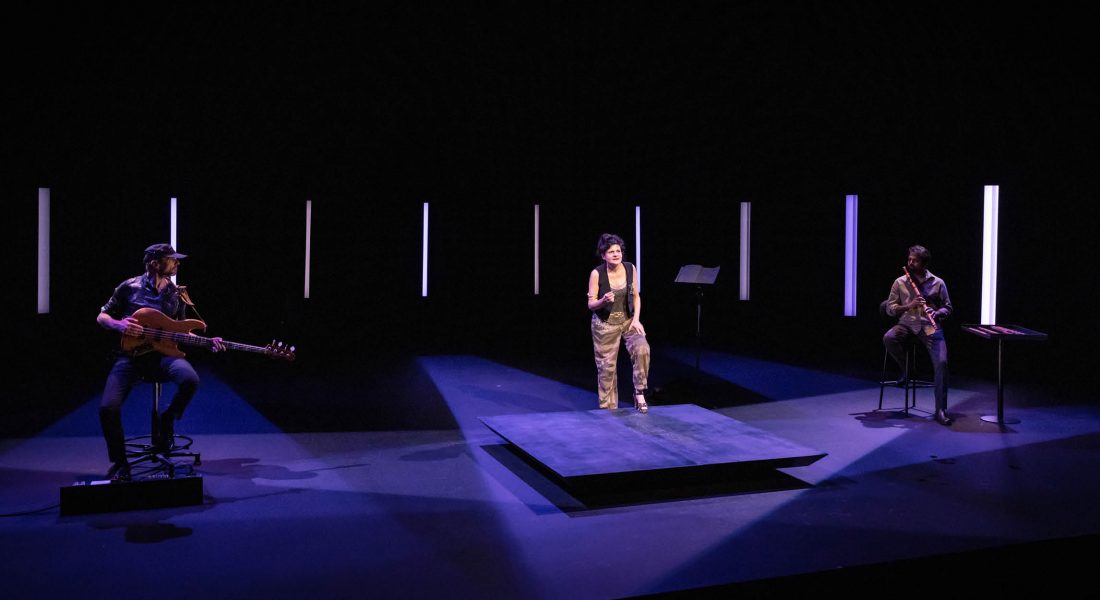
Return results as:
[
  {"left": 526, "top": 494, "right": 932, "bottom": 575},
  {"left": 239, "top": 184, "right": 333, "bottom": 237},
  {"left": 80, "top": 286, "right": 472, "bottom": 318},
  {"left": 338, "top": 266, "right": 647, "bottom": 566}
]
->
[{"left": 155, "top": 330, "right": 271, "bottom": 355}]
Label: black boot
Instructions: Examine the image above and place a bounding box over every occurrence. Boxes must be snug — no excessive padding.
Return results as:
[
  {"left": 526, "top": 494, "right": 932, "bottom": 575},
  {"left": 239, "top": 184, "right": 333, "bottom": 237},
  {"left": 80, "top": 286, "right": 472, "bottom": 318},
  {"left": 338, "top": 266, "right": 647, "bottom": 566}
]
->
[
  {"left": 106, "top": 461, "right": 131, "bottom": 482},
  {"left": 934, "top": 409, "right": 953, "bottom": 426},
  {"left": 154, "top": 410, "right": 176, "bottom": 452},
  {"left": 99, "top": 408, "right": 131, "bottom": 481}
]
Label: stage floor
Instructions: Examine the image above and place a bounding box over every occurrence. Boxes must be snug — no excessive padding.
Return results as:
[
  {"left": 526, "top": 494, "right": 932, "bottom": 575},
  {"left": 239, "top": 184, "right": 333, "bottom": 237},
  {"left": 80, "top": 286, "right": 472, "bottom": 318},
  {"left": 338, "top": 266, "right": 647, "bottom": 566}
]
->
[
  {"left": 480, "top": 403, "right": 826, "bottom": 478},
  {"left": 3, "top": 353, "right": 1100, "bottom": 597}
]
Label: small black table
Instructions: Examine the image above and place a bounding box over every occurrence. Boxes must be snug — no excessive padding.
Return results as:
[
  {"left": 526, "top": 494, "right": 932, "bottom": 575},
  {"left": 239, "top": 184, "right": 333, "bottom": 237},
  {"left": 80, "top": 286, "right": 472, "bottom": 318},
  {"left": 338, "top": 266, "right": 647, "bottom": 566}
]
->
[{"left": 961, "top": 324, "right": 1048, "bottom": 425}]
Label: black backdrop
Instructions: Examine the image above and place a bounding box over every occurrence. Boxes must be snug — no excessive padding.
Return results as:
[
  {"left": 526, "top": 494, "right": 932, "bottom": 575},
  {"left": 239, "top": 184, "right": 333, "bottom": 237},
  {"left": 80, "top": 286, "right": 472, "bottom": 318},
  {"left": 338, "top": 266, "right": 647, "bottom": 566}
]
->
[{"left": 5, "top": 3, "right": 1096, "bottom": 432}]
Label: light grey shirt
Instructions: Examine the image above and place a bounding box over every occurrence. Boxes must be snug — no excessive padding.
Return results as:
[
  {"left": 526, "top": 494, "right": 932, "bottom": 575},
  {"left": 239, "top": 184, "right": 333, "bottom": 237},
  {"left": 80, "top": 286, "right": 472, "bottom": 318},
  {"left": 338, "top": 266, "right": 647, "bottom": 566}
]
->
[{"left": 886, "top": 270, "right": 952, "bottom": 334}]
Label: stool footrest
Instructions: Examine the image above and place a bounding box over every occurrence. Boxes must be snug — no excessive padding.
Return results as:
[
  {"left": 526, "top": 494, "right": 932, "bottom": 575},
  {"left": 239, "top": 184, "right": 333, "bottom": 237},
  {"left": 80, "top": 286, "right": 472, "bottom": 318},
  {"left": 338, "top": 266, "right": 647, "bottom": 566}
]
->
[
  {"left": 125, "top": 434, "right": 196, "bottom": 453},
  {"left": 123, "top": 434, "right": 201, "bottom": 479}
]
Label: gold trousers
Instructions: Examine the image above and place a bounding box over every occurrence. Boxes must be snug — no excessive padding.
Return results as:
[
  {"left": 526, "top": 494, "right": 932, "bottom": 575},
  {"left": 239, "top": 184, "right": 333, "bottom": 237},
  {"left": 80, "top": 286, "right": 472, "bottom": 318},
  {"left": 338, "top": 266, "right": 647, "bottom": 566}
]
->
[{"left": 590, "top": 315, "right": 650, "bottom": 409}]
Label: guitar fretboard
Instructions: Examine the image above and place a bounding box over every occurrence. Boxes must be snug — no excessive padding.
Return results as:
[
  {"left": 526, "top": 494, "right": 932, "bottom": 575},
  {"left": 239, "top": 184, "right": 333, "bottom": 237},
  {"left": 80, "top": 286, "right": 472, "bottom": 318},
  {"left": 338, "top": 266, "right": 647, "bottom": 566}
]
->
[{"left": 142, "top": 329, "right": 280, "bottom": 356}]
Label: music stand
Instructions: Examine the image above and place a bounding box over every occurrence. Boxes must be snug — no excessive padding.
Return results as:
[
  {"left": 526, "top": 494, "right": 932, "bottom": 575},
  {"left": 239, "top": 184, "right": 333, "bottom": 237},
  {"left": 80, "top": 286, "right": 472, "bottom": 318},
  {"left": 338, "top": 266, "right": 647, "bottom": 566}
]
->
[{"left": 675, "top": 265, "right": 720, "bottom": 373}]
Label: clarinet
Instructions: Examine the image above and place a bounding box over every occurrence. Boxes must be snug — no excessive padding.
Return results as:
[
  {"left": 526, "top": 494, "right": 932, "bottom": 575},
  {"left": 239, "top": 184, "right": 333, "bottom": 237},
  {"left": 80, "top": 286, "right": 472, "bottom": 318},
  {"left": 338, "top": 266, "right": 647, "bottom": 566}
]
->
[{"left": 902, "top": 266, "right": 938, "bottom": 331}]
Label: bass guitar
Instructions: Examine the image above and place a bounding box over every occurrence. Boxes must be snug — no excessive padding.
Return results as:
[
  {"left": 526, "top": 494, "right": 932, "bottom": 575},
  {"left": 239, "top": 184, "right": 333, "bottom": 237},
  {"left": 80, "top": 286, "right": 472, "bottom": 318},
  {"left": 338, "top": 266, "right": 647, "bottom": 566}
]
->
[{"left": 120, "top": 307, "right": 295, "bottom": 361}]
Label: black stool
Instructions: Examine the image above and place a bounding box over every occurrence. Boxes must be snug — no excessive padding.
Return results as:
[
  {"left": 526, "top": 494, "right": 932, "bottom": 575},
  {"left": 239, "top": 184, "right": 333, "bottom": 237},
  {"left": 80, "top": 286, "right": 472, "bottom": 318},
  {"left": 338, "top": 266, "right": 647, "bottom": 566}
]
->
[
  {"left": 124, "top": 376, "right": 201, "bottom": 478},
  {"left": 878, "top": 339, "right": 934, "bottom": 416}
]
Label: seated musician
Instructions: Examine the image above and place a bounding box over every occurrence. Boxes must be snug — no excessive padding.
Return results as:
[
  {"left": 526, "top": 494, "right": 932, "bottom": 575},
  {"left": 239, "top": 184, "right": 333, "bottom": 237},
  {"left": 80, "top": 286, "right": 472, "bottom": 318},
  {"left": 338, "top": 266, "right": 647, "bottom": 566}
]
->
[
  {"left": 883, "top": 244, "right": 954, "bottom": 426},
  {"left": 96, "top": 243, "right": 225, "bottom": 481}
]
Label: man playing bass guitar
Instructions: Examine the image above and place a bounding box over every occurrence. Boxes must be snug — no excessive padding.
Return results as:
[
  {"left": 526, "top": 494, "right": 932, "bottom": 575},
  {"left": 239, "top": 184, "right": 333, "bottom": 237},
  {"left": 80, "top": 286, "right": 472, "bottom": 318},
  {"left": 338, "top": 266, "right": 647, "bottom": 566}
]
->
[{"left": 96, "top": 243, "right": 225, "bottom": 481}]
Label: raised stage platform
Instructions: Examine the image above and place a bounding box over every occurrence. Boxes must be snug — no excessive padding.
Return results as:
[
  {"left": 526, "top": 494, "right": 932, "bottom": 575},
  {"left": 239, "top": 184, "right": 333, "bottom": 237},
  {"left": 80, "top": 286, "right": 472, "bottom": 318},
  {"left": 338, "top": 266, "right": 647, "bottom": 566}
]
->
[{"left": 479, "top": 403, "right": 827, "bottom": 481}]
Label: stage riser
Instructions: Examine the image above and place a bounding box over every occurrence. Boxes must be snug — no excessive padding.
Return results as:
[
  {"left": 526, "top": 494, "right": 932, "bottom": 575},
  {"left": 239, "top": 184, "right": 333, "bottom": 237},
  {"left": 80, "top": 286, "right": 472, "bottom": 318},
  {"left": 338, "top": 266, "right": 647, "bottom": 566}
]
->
[{"left": 481, "top": 404, "right": 826, "bottom": 479}]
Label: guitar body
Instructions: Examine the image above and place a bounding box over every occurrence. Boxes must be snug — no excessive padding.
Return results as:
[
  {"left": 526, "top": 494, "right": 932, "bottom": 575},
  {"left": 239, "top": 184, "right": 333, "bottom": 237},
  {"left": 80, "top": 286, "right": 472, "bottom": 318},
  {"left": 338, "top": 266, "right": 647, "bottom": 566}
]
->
[{"left": 121, "top": 307, "right": 208, "bottom": 358}]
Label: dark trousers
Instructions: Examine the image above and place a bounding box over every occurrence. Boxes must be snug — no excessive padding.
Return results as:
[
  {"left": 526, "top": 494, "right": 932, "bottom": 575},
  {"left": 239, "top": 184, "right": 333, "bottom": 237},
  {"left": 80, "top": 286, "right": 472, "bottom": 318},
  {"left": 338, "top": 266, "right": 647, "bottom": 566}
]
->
[
  {"left": 98, "top": 354, "right": 200, "bottom": 464},
  {"left": 883, "top": 325, "right": 949, "bottom": 412}
]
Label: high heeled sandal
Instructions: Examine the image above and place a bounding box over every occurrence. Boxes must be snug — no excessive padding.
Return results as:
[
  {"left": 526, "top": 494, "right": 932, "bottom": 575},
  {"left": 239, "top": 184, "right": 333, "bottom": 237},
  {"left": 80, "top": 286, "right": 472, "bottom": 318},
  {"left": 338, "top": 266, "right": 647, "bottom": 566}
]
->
[{"left": 634, "top": 393, "right": 649, "bottom": 414}]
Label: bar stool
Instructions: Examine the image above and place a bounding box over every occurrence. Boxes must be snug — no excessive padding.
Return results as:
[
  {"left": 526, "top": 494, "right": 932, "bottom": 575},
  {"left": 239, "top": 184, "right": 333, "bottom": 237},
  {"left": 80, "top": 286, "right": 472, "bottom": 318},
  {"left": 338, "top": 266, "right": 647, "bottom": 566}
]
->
[
  {"left": 878, "top": 342, "right": 935, "bottom": 415},
  {"left": 124, "top": 375, "right": 201, "bottom": 479},
  {"left": 877, "top": 300, "right": 934, "bottom": 416}
]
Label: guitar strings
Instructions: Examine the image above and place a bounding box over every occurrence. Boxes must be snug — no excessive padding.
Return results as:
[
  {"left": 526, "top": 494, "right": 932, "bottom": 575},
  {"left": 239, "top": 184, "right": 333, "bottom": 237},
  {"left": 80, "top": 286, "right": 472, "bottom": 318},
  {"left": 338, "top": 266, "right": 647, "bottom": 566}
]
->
[{"left": 127, "top": 329, "right": 291, "bottom": 353}]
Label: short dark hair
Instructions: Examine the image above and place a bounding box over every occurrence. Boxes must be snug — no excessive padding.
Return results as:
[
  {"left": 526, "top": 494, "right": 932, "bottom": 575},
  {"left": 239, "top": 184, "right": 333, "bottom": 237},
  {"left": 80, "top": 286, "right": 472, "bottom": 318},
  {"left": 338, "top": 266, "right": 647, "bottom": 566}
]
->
[
  {"left": 908, "top": 245, "right": 931, "bottom": 263},
  {"left": 596, "top": 233, "right": 625, "bottom": 258}
]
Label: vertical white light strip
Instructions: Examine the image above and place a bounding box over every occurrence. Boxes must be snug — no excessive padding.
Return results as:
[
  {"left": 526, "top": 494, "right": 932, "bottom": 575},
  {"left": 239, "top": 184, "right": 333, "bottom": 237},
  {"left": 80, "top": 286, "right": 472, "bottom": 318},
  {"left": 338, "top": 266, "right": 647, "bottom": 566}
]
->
[
  {"left": 304, "top": 200, "right": 312, "bottom": 299},
  {"left": 37, "top": 188, "right": 50, "bottom": 314},
  {"left": 981, "top": 185, "right": 999, "bottom": 324},
  {"left": 740, "top": 202, "right": 751, "bottom": 301},
  {"left": 422, "top": 202, "right": 429, "bottom": 297},
  {"left": 844, "top": 194, "right": 858, "bottom": 316},
  {"left": 170, "top": 196, "right": 179, "bottom": 284},
  {"left": 635, "top": 205, "right": 642, "bottom": 292},
  {"left": 533, "top": 204, "right": 540, "bottom": 295}
]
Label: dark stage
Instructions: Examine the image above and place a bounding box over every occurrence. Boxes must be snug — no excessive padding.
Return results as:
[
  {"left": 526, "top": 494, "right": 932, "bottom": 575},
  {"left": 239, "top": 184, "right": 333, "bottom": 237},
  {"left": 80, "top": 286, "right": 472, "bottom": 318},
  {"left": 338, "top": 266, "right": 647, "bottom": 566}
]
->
[
  {"left": 3, "top": 350, "right": 1100, "bottom": 598},
  {"left": 6, "top": 3, "right": 1099, "bottom": 598}
]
